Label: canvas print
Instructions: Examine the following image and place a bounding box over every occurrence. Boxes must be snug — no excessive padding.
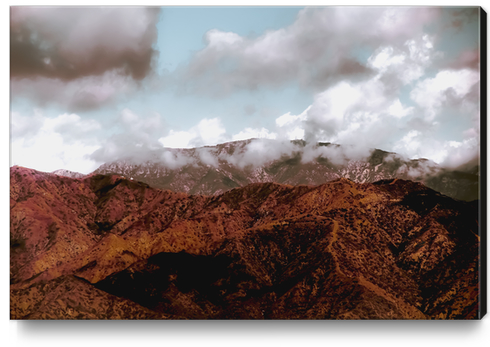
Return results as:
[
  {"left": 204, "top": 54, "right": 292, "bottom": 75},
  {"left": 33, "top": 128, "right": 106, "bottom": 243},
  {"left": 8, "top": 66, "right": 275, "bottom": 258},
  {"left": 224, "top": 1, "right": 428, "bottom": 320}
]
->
[{"left": 10, "top": 6, "right": 485, "bottom": 319}]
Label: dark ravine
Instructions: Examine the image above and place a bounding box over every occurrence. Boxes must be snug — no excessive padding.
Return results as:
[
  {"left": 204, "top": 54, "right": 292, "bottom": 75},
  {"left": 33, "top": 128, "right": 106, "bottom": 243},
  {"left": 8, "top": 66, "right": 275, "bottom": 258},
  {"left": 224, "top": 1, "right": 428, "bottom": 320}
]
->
[{"left": 10, "top": 166, "right": 481, "bottom": 319}]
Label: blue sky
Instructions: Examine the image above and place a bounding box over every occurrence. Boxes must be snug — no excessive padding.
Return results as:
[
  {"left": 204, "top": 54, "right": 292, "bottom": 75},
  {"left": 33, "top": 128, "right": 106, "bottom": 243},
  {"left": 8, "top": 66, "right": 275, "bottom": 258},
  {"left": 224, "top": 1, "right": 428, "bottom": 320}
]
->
[
  {"left": 149, "top": 6, "right": 311, "bottom": 134},
  {"left": 10, "top": 6, "right": 481, "bottom": 173},
  {"left": 157, "top": 7, "right": 302, "bottom": 71}
]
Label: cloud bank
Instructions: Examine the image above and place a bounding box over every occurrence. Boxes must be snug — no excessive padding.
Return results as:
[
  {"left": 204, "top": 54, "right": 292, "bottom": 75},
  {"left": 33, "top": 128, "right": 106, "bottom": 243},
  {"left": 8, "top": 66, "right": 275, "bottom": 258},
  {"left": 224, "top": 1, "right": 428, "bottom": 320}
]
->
[
  {"left": 176, "top": 7, "right": 439, "bottom": 96},
  {"left": 10, "top": 7, "right": 480, "bottom": 174},
  {"left": 166, "top": 7, "right": 479, "bottom": 169},
  {"left": 11, "top": 111, "right": 102, "bottom": 173}
]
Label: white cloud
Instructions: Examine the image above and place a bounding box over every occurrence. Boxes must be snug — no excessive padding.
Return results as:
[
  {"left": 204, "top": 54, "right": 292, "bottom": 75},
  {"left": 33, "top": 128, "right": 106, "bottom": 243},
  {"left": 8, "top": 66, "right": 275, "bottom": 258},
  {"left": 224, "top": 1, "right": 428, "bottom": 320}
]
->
[
  {"left": 299, "top": 73, "right": 404, "bottom": 149},
  {"left": 197, "top": 118, "right": 227, "bottom": 145},
  {"left": 11, "top": 112, "right": 101, "bottom": 173},
  {"left": 441, "top": 133, "right": 479, "bottom": 168},
  {"left": 220, "top": 138, "right": 298, "bottom": 169},
  {"left": 170, "top": 8, "right": 476, "bottom": 169},
  {"left": 121, "top": 108, "right": 139, "bottom": 124},
  {"left": 367, "top": 46, "right": 406, "bottom": 72},
  {"left": 275, "top": 111, "right": 305, "bottom": 128},
  {"left": 393, "top": 127, "right": 479, "bottom": 168},
  {"left": 159, "top": 130, "right": 195, "bottom": 149},
  {"left": 394, "top": 130, "right": 422, "bottom": 154},
  {"left": 160, "top": 150, "right": 194, "bottom": 170},
  {"left": 275, "top": 107, "right": 309, "bottom": 140},
  {"left": 49, "top": 113, "right": 101, "bottom": 143},
  {"left": 232, "top": 127, "right": 277, "bottom": 141},
  {"left": 388, "top": 99, "right": 413, "bottom": 119},
  {"left": 267, "top": 62, "right": 477, "bottom": 166},
  {"left": 411, "top": 69, "right": 480, "bottom": 120},
  {"left": 10, "top": 8, "right": 480, "bottom": 175},
  {"left": 158, "top": 118, "right": 227, "bottom": 148},
  {"left": 196, "top": 148, "right": 219, "bottom": 168},
  {"left": 205, "top": 29, "right": 244, "bottom": 49},
  {"left": 366, "top": 34, "right": 437, "bottom": 86},
  {"left": 119, "top": 108, "right": 163, "bottom": 139},
  {"left": 89, "top": 109, "right": 167, "bottom": 164},
  {"left": 11, "top": 110, "right": 44, "bottom": 139},
  {"left": 179, "top": 7, "right": 439, "bottom": 96}
]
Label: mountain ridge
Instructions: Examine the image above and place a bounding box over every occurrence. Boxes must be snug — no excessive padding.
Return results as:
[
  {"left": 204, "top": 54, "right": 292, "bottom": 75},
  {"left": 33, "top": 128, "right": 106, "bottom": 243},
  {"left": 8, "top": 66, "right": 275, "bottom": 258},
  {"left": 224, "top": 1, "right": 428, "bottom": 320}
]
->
[
  {"left": 34, "top": 140, "right": 479, "bottom": 201},
  {"left": 92, "top": 140, "right": 480, "bottom": 201},
  {"left": 10, "top": 166, "right": 480, "bottom": 319}
]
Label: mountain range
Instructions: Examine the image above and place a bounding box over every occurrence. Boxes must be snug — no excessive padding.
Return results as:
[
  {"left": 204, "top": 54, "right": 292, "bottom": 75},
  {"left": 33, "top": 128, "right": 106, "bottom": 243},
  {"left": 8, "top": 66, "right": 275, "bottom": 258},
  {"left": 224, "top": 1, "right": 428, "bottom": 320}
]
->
[
  {"left": 54, "top": 140, "right": 479, "bottom": 202},
  {"left": 10, "top": 164, "right": 481, "bottom": 319}
]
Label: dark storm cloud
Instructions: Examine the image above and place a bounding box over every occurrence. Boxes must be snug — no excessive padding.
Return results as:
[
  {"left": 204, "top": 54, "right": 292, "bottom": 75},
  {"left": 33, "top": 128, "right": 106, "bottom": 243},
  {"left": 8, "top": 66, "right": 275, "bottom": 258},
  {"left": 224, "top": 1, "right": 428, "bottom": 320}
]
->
[
  {"left": 10, "top": 7, "right": 160, "bottom": 81},
  {"left": 446, "top": 49, "right": 480, "bottom": 71},
  {"left": 449, "top": 7, "right": 479, "bottom": 26},
  {"left": 429, "top": 7, "right": 480, "bottom": 72},
  {"left": 10, "top": 7, "right": 161, "bottom": 110},
  {"left": 175, "top": 7, "right": 440, "bottom": 97},
  {"left": 10, "top": 71, "right": 134, "bottom": 111}
]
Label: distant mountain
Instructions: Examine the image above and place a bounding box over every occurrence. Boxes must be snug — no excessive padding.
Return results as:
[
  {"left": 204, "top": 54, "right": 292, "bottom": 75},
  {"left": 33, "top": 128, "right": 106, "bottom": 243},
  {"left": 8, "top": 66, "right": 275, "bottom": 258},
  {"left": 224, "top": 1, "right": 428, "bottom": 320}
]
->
[
  {"left": 93, "top": 140, "right": 479, "bottom": 201},
  {"left": 10, "top": 166, "right": 480, "bottom": 319},
  {"left": 52, "top": 169, "right": 85, "bottom": 179}
]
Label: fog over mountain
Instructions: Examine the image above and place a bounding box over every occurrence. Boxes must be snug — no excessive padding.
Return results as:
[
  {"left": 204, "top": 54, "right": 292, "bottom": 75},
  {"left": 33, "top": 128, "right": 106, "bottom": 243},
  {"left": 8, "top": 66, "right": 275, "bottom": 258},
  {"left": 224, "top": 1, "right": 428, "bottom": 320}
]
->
[{"left": 81, "top": 139, "right": 478, "bottom": 202}]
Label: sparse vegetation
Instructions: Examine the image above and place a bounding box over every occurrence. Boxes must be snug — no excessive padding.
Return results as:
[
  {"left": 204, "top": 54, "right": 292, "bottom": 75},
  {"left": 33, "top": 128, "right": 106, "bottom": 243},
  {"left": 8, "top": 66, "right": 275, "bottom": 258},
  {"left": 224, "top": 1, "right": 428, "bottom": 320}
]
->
[{"left": 10, "top": 167, "right": 480, "bottom": 320}]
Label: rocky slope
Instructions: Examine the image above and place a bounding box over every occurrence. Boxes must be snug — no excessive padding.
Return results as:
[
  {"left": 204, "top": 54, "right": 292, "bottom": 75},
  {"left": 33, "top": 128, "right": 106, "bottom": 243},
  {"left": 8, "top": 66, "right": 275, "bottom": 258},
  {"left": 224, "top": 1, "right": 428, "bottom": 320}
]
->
[
  {"left": 10, "top": 166, "right": 481, "bottom": 319},
  {"left": 94, "top": 140, "right": 479, "bottom": 201}
]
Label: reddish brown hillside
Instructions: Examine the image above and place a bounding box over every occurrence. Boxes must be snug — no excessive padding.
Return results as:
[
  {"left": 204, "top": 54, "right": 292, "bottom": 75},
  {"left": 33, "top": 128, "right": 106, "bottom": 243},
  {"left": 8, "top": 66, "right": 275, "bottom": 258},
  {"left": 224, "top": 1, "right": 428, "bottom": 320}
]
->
[{"left": 10, "top": 166, "right": 481, "bottom": 319}]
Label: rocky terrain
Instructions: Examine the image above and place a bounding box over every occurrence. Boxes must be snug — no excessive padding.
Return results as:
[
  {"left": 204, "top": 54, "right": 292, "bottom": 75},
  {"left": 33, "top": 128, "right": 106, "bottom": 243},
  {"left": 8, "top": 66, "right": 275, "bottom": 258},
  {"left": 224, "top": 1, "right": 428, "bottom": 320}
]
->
[
  {"left": 10, "top": 165, "right": 481, "bottom": 319},
  {"left": 93, "top": 140, "right": 479, "bottom": 201}
]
